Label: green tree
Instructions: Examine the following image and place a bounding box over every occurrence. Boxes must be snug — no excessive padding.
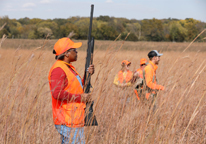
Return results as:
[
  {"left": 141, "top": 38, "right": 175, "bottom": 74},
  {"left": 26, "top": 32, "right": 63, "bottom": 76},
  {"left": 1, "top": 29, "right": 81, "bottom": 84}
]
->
[
  {"left": 184, "top": 18, "right": 200, "bottom": 41},
  {"left": 195, "top": 22, "right": 206, "bottom": 41},
  {"left": 0, "top": 16, "right": 12, "bottom": 37},
  {"left": 18, "top": 17, "right": 30, "bottom": 25},
  {"left": 30, "top": 18, "right": 42, "bottom": 25},
  {"left": 75, "top": 18, "right": 90, "bottom": 39},
  {"left": 169, "top": 21, "right": 188, "bottom": 42},
  {"left": 9, "top": 26, "right": 20, "bottom": 38},
  {"left": 53, "top": 18, "right": 68, "bottom": 26},
  {"left": 142, "top": 18, "right": 164, "bottom": 41},
  {"left": 20, "top": 25, "right": 35, "bottom": 39},
  {"left": 125, "top": 22, "right": 141, "bottom": 41},
  {"left": 97, "top": 15, "right": 111, "bottom": 22},
  {"left": 179, "top": 18, "right": 200, "bottom": 41},
  {"left": 37, "top": 21, "right": 58, "bottom": 38},
  {"left": 37, "top": 27, "right": 53, "bottom": 38},
  {"left": 163, "top": 23, "right": 170, "bottom": 41},
  {"left": 59, "top": 22, "right": 79, "bottom": 38},
  {"left": 28, "top": 30, "right": 37, "bottom": 39},
  {"left": 96, "top": 24, "right": 118, "bottom": 40}
]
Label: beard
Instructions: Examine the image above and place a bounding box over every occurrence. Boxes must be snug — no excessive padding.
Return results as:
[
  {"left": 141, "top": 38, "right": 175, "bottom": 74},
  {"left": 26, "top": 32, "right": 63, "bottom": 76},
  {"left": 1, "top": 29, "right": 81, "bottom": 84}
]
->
[{"left": 155, "top": 61, "right": 159, "bottom": 65}]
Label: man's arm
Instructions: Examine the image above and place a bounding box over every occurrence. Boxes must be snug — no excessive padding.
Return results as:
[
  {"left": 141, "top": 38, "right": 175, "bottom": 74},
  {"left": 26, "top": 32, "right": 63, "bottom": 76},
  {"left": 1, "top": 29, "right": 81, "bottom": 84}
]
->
[
  {"left": 145, "top": 68, "right": 164, "bottom": 90},
  {"left": 50, "top": 67, "right": 82, "bottom": 102}
]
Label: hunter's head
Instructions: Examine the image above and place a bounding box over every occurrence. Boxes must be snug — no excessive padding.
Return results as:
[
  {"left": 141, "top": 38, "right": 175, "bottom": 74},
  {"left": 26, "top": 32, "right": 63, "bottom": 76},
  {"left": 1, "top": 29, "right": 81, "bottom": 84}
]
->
[
  {"left": 53, "top": 38, "right": 82, "bottom": 63},
  {"left": 148, "top": 50, "right": 163, "bottom": 65},
  {"left": 140, "top": 58, "right": 148, "bottom": 69},
  {"left": 121, "top": 60, "right": 131, "bottom": 71}
]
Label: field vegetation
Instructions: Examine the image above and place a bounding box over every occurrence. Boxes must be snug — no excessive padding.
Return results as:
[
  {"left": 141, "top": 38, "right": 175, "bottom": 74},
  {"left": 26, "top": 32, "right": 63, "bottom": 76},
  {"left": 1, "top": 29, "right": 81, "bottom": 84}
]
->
[{"left": 0, "top": 37, "right": 206, "bottom": 143}]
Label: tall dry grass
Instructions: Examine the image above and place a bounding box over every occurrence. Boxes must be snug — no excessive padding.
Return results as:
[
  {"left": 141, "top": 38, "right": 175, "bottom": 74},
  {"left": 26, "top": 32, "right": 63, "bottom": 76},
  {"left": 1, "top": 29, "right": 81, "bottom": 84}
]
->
[{"left": 0, "top": 38, "right": 205, "bottom": 144}]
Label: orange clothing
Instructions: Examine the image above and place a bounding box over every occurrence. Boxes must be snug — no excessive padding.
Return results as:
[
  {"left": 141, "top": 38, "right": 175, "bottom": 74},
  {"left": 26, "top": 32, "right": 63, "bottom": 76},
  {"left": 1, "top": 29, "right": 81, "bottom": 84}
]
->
[
  {"left": 134, "top": 89, "right": 140, "bottom": 100},
  {"left": 136, "top": 68, "right": 143, "bottom": 79},
  {"left": 113, "top": 70, "right": 133, "bottom": 86},
  {"left": 144, "top": 61, "right": 164, "bottom": 99},
  {"left": 144, "top": 61, "right": 164, "bottom": 90},
  {"left": 48, "top": 60, "right": 86, "bottom": 128},
  {"left": 118, "top": 70, "right": 133, "bottom": 83}
]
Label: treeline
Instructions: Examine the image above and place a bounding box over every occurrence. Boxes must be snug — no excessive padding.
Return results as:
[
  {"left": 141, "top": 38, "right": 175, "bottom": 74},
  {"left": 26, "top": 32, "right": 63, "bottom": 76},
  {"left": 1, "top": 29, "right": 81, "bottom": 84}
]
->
[{"left": 0, "top": 16, "right": 206, "bottom": 42}]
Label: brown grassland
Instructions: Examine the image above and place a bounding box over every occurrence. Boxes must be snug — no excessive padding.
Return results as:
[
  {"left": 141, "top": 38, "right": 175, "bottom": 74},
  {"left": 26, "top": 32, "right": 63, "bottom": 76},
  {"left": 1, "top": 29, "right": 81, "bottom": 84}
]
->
[{"left": 0, "top": 38, "right": 205, "bottom": 144}]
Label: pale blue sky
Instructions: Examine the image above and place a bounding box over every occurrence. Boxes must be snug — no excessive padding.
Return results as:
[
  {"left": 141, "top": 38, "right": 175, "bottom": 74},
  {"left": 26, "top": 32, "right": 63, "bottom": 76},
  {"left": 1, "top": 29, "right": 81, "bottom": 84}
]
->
[{"left": 0, "top": 0, "right": 205, "bottom": 22}]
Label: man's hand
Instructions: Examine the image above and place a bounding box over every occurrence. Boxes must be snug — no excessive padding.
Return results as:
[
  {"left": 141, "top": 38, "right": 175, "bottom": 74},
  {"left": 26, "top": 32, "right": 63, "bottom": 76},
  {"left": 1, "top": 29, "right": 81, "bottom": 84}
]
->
[
  {"left": 87, "top": 64, "right": 95, "bottom": 75},
  {"left": 81, "top": 93, "right": 92, "bottom": 103}
]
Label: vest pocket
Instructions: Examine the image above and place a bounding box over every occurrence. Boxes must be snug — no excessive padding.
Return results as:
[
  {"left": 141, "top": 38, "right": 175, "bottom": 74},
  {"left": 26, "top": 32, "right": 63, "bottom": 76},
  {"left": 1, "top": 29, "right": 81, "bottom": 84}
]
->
[{"left": 62, "top": 103, "right": 86, "bottom": 126}]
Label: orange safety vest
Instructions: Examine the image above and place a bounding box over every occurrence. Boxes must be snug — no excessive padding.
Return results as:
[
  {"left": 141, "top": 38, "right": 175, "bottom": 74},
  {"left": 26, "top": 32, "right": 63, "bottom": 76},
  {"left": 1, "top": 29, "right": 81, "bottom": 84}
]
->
[
  {"left": 48, "top": 60, "right": 86, "bottom": 128},
  {"left": 118, "top": 70, "right": 133, "bottom": 83}
]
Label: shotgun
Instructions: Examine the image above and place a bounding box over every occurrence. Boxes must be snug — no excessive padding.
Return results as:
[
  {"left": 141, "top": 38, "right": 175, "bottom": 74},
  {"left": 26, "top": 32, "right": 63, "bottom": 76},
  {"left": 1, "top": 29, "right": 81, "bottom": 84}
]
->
[{"left": 84, "top": 4, "right": 98, "bottom": 126}]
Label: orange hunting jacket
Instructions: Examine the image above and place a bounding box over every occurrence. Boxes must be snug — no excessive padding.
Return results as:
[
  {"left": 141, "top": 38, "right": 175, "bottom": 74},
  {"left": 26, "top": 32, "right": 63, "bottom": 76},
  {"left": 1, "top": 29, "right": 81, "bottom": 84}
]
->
[
  {"left": 48, "top": 60, "right": 86, "bottom": 128},
  {"left": 144, "top": 61, "right": 164, "bottom": 99}
]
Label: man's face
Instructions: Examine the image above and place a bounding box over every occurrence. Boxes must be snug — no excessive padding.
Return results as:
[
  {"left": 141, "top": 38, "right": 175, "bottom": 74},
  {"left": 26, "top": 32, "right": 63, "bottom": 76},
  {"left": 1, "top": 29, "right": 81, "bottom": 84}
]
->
[
  {"left": 154, "top": 56, "right": 160, "bottom": 65},
  {"left": 140, "top": 64, "right": 146, "bottom": 69},
  {"left": 126, "top": 64, "right": 130, "bottom": 70},
  {"left": 66, "top": 48, "right": 78, "bottom": 62}
]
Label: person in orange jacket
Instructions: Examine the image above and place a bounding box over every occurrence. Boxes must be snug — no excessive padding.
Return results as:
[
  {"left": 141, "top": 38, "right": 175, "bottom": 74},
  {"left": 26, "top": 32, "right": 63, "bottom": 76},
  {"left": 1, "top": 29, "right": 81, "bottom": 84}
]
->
[
  {"left": 135, "top": 58, "right": 148, "bottom": 79},
  {"left": 113, "top": 60, "right": 133, "bottom": 88},
  {"left": 133, "top": 58, "right": 148, "bottom": 100},
  {"left": 48, "top": 38, "right": 94, "bottom": 144},
  {"left": 144, "top": 50, "right": 164, "bottom": 100}
]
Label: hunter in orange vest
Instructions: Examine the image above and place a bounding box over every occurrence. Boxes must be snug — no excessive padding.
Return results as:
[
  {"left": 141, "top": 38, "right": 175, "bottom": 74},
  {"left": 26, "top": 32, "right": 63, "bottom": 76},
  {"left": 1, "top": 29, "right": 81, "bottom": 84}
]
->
[
  {"left": 133, "top": 58, "right": 148, "bottom": 100},
  {"left": 135, "top": 58, "right": 148, "bottom": 79},
  {"left": 48, "top": 38, "right": 94, "bottom": 144},
  {"left": 144, "top": 50, "right": 164, "bottom": 100},
  {"left": 113, "top": 60, "right": 133, "bottom": 87}
]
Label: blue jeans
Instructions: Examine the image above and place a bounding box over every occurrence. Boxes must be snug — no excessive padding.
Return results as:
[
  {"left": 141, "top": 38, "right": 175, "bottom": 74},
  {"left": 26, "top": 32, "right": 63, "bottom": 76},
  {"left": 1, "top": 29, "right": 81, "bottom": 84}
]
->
[{"left": 55, "top": 125, "right": 85, "bottom": 144}]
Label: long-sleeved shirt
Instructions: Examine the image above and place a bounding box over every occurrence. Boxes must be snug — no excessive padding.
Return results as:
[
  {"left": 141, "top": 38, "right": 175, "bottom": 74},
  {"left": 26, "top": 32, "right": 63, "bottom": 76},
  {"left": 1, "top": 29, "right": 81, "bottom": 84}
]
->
[
  {"left": 50, "top": 67, "right": 82, "bottom": 102},
  {"left": 144, "top": 61, "right": 164, "bottom": 90}
]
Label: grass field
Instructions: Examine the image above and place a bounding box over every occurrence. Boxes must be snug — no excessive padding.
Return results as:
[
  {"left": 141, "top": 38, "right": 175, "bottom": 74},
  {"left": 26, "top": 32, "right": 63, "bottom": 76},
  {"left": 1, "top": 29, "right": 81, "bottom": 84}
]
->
[{"left": 0, "top": 39, "right": 205, "bottom": 144}]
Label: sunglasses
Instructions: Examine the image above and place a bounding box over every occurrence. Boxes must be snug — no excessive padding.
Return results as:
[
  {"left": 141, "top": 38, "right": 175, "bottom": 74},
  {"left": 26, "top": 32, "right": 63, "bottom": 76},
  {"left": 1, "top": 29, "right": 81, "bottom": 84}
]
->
[{"left": 67, "top": 48, "right": 77, "bottom": 52}]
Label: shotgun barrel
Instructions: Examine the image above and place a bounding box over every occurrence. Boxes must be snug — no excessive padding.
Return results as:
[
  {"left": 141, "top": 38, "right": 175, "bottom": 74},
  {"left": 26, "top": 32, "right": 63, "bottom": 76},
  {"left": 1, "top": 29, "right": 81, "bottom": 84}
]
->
[{"left": 84, "top": 4, "right": 98, "bottom": 126}]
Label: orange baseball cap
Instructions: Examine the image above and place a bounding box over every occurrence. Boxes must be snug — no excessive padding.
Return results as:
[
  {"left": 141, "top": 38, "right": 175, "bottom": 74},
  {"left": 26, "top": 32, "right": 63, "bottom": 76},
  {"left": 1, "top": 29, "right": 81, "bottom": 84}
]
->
[
  {"left": 53, "top": 38, "right": 82, "bottom": 56},
  {"left": 140, "top": 58, "right": 147, "bottom": 65},
  {"left": 121, "top": 60, "right": 131, "bottom": 66}
]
